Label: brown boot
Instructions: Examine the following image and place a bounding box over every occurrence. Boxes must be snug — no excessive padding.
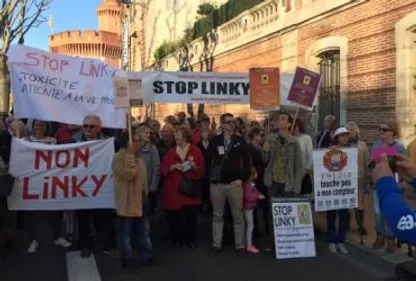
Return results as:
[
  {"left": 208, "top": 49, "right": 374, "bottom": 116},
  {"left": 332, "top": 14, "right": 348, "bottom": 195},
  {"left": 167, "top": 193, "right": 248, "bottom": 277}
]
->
[
  {"left": 372, "top": 235, "right": 385, "bottom": 249},
  {"left": 385, "top": 238, "right": 397, "bottom": 254}
]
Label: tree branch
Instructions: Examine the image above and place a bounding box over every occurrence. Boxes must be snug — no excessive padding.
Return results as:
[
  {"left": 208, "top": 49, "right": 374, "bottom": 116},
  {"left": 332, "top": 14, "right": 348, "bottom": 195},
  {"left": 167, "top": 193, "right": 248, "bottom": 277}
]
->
[{"left": 1, "top": 0, "right": 50, "bottom": 54}]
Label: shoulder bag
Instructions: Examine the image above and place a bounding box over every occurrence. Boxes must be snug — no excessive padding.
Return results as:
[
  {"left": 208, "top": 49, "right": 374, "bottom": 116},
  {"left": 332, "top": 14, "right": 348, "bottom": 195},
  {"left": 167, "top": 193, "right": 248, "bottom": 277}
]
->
[
  {"left": 179, "top": 174, "right": 200, "bottom": 198},
  {"left": 209, "top": 141, "right": 233, "bottom": 183}
]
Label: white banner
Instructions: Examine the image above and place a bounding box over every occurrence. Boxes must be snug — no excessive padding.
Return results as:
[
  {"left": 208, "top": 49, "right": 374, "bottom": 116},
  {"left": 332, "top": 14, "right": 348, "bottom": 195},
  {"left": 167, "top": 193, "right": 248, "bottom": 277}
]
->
[
  {"left": 272, "top": 198, "right": 316, "bottom": 259},
  {"left": 7, "top": 138, "right": 115, "bottom": 210},
  {"left": 137, "top": 71, "right": 295, "bottom": 105},
  {"left": 7, "top": 45, "right": 126, "bottom": 128},
  {"left": 313, "top": 148, "right": 358, "bottom": 212}
]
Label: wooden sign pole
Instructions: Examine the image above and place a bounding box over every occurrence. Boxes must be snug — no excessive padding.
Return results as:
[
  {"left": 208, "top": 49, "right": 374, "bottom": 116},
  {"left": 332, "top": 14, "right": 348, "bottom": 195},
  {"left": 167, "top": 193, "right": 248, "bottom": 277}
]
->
[{"left": 290, "top": 107, "right": 300, "bottom": 134}]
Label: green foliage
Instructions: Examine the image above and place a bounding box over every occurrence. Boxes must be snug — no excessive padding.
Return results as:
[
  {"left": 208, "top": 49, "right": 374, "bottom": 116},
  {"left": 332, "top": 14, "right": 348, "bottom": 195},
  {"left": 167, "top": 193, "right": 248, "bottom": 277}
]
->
[
  {"left": 153, "top": 41, "right": 179, "bottom": 62},
  {"left": 153, "top": 0, "right": 263, "bottom": 62},
  {"left": 193, "top": 0, "right": 262, "bottom": 39},
  {"left": 197, "top": 3, "right": 216, "bottom": 16}
]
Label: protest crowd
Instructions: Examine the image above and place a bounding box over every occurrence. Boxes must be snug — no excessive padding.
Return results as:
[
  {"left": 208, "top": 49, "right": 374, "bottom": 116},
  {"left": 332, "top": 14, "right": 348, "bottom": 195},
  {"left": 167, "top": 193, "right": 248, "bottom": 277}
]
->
[
  {"left": 0, "top": 45, "right": 415, "bottom": 270},
  {"left": 1, "top": 108, "right": 416, "bottom": 268}
]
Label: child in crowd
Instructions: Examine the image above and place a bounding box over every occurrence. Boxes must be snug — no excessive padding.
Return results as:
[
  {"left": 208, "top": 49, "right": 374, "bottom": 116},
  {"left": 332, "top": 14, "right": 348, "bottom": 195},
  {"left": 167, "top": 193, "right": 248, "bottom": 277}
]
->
[{"left": 243, "top": 167, "right": 265, "bottom": 253}]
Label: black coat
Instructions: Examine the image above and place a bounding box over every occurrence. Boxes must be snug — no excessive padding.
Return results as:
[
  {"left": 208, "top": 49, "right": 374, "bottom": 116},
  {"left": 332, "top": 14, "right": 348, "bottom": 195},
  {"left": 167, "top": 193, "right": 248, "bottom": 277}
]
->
[{"left": 206, "top": 133, "right": 251, "bottom": 184}]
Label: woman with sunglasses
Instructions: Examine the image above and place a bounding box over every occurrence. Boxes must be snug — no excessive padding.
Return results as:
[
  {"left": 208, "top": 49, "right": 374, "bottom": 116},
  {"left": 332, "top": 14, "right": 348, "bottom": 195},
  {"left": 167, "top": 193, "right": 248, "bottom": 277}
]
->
[{"left": 370, "top": 121, "right": 406, "bottom": 254}]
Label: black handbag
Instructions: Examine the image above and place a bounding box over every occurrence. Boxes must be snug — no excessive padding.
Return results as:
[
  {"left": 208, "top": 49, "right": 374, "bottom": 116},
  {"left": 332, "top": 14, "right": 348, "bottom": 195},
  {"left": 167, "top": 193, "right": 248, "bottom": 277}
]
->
[
  {"left": 179, "top": 175, "right": 200, "bottom": 198},
  {"left": 0, "top": 174, "right": 15, "bottom": 197}
]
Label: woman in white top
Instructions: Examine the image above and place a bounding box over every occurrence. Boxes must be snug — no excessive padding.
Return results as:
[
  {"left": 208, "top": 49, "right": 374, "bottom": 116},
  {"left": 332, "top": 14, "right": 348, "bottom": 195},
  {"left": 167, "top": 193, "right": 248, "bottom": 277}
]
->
[
  {"left": 24, "top": 120, "right": 72, "bottom": 253},
  {"left": 292, "top": 119, "right": 313, "bottom": 195}
]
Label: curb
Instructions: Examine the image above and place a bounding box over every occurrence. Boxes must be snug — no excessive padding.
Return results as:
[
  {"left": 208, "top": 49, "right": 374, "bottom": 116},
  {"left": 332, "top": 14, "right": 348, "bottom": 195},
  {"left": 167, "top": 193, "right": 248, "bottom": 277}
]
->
[{"left": 313, "top": 225, "right": 414, "bottom": 280}]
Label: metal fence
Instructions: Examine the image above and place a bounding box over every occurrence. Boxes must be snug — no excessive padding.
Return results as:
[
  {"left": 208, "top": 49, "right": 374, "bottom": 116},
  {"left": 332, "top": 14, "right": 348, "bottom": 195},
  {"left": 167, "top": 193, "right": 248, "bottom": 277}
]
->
[{"left": 317, "top": 50, "right": 341, "bottom": 130}]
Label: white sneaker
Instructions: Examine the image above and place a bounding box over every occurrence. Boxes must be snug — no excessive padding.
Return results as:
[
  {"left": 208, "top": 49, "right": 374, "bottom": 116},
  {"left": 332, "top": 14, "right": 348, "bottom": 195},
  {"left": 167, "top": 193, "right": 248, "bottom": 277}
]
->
[
  {"left": 27, "top": 240, "right": 39, "bottom": 253},
  {"left": 337, "top": 243, "right": 348, "bottom": 254},
  {"left": 54, "top": 237, "right": 72, "bottom": 248},
  {"left": 328, "top": 243, "right": 337, "bottom": 253}
]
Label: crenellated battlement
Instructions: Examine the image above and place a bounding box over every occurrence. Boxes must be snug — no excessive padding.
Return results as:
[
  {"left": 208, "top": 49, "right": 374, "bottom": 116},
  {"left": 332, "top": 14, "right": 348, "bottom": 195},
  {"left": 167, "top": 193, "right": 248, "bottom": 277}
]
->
[
  {"left": 49, "top": 30, "right": 120, "bottom": 46},
  {"left": 48, "top": 0, "right": 121, "bottom": 68}
]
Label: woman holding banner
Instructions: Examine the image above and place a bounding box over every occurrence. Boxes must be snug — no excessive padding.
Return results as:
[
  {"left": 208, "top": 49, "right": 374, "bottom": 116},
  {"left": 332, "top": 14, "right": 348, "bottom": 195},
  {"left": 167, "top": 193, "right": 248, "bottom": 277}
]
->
[
  {"left": 327, "top": 127, "right": 351, "bottom": 254},
  {"left": 24, "top": 120, "right": 72, "bottom": 253},
  {"left": 112, "top": 130, "right": 152, "bottom": 269}
]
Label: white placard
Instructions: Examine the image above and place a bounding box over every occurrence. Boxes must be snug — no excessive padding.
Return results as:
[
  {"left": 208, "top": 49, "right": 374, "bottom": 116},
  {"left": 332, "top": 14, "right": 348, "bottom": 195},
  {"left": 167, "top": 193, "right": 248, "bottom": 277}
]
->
[
  {"left": 7, "top": 138, "right": 115, "bottom": 210},
  {"left": 272, "top": 198, "right": 316, "bottom": 259},
  {"left": 7, "top": 44, "right": 126, "bottom": 128},
  {"left": 313, "top": 148, "right": 359, "bottom": 212}
]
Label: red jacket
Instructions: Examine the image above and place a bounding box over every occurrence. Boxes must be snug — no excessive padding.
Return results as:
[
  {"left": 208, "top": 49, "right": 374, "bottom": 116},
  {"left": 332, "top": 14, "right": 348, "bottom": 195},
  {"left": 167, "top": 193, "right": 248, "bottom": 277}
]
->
[{"left": 161, "top": 144, "right": 205, "bottom": 210}]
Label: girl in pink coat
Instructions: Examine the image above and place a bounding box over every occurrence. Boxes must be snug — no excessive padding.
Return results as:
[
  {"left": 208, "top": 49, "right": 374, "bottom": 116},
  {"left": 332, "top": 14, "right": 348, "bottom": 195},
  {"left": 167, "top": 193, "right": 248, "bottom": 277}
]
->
[{"left": 243, "top": 167, "right": 265, "bottom": 253}]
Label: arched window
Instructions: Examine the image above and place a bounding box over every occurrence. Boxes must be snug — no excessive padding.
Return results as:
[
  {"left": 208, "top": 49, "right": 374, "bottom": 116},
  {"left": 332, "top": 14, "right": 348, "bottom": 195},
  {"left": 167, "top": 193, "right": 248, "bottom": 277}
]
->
[{"left": 317, "top": 49, "right": 341, "bottom": 129}]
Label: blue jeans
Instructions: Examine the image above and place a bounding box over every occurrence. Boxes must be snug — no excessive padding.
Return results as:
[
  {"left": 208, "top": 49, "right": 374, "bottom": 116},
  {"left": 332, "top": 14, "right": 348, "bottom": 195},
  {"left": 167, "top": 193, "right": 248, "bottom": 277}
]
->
[
  {"left": 326, "top": 209, "right": 349, "bottom": 243},
  {"left": 372, "top": 190, "right": 394, "bottom": 237},
  {"left": 117, "top": 216, "right": 152, "bottom": 261}
]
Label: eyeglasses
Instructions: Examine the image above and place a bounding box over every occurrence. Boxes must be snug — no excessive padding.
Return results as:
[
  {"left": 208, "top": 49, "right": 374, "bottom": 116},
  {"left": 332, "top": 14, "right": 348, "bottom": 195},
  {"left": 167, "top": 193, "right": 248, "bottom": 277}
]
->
[
  {"left": 379, "top": 127, "right": 391, "bottom": 133},
  {"left": 223, "top": 120, "right": 235, "bottom": 125},
  {"left": 83, "top": 124, "right": 96, "bottom": 129}
]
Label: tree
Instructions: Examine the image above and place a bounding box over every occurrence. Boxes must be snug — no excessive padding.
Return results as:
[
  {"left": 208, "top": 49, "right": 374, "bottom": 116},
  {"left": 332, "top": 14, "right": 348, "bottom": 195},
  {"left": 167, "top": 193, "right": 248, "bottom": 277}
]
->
[
  {"left": 197, "top": 3, "right": 215, "bottom": 16},
  {"left": 0, "top": 0, "right": 51, "bottom": 113}
]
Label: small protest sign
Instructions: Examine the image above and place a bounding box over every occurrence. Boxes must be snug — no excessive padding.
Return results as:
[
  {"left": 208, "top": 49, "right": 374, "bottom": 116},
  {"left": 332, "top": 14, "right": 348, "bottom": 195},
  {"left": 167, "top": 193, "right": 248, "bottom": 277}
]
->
[
  {"left": 272, "top": 197, "right": 316, "bottom": 259},
  {"left": 249, "top": 68, "right": 280, "bottom": 110},
  {"left": 313, "top": 148, "right": 358, "bottom": 212},
  {"left": 287, "top": 67, "right": 321, "bottom": 110}
]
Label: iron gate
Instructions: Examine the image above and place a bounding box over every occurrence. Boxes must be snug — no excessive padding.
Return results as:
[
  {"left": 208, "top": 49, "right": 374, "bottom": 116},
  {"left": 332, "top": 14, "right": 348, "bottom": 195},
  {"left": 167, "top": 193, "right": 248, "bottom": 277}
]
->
[{"left": 317, "top": 50, "right": 341, "bottom": 130}]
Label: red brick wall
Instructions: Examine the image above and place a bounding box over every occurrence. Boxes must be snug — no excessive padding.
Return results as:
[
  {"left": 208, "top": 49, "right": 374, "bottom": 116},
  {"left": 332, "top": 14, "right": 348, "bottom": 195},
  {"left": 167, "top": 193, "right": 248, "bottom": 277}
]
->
[
  {"left": 297, "top": 0, "right": 416, "bottom": 141},
  {"left": 155, "top": 1, "right": 416, "bottom": 138}
]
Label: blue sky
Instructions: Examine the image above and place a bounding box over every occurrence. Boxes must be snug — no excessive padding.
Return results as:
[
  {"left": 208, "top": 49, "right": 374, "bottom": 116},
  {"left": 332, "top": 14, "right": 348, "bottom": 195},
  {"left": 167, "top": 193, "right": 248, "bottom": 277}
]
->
[{"left": 24, "top": 0, "right": 103, "bottom": 51}]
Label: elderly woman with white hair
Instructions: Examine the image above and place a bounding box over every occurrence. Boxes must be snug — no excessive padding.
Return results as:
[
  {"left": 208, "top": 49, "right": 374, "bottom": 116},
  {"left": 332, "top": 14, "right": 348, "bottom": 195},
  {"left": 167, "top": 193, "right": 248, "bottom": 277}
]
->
[{"left": 346, "top": 121, "right": 370, "bottom": 236}]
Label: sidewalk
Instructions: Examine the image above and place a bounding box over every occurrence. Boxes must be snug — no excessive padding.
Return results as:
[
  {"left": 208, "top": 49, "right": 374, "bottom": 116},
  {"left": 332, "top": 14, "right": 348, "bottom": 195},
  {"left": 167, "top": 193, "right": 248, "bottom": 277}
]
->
[{"left": 312, "top": 192, "right": 415, "bottom": 281}]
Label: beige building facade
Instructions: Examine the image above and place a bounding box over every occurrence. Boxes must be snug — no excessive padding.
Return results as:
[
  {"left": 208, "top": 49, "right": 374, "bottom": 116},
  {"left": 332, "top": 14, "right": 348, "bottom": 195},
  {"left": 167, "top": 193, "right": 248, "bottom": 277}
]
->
[{"left": 127, "top": 0, "right": 227, "bottom": 71}]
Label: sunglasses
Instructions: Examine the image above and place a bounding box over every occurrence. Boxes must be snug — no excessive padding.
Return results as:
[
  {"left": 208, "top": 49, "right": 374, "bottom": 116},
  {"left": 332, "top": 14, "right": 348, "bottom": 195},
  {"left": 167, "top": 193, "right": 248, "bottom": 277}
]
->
[
  {"left": 379, "top": 127, "right": 391, "bottom": 133},
  {"left": 83, "top": 124, "right": 96, "bottom": 129}
]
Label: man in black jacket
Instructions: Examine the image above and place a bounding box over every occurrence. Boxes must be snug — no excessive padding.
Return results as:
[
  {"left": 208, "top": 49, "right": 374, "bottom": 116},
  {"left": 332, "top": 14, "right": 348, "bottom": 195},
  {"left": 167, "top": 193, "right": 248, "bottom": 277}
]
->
[{"left": 206, "top": 113, "right": 251, "bottom": 256}]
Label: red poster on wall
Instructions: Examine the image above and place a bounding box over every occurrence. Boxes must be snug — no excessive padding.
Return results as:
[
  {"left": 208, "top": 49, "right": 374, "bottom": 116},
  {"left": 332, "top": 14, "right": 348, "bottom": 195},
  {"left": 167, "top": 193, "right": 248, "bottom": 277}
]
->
[{"left": 249, "top": 68, "right": 280, "bottom": 110}]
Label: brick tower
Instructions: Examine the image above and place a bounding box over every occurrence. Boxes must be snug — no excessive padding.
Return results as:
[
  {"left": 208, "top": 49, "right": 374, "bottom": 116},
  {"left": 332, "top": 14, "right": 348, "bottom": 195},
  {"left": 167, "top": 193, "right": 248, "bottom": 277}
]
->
[{"left": 49, "top": 0, "right": 122, "bottom": 67}]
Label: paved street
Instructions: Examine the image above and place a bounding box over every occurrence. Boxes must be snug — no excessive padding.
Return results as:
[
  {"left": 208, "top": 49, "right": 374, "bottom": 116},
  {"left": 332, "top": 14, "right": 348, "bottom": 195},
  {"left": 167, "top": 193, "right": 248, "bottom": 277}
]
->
[{"left": 0, "top": 215, "right": 392, "bottom": 281}]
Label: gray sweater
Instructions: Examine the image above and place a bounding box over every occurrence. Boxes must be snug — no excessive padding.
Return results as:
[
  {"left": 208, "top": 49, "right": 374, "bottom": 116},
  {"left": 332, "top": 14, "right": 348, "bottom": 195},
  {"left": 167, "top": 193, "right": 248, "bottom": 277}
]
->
[{"left": 138, "top": 143, "right": 160, "bottom": 192}]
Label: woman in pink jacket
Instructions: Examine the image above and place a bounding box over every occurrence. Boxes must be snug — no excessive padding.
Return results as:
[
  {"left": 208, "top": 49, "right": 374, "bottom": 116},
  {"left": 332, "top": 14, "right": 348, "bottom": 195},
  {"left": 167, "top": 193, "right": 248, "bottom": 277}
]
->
[{"left": 243, "top": 167, "right": 265, "bottom": 253}]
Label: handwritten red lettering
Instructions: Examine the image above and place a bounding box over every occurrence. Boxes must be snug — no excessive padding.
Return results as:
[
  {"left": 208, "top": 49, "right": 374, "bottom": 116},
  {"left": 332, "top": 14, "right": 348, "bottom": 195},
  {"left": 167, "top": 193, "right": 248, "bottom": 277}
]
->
[
  {"left": 79, "top": 61, "right": 118, "bottom": 78},
  {"left": 52, "top": 176, "right": 69, "bottom": 199},
  {"left": 24, "top": 52, "right": 69, "bottom": 72},
  {"left": 71, "top": 176, "right": 88, "bottom": 198},
  {"left": 55, "top": 150, "right": 70, "bottom": 168},
  {"left": 74, "top": 148, "right": 89, "bottom": 167},
  {"left": 92, "top": 175, "right": 107, "bottom": 196},
  {"left": 34, "top": 148, "right": 90, "bottom": 169},
  {"left": 42, "top": 177, "right": 49, "bottom": 199},
  {"left": 35, "top": 150, "right": 52, "bottom": 169},
  {"left": 23, "top": 177, "right": 40, "bottom": 200}
]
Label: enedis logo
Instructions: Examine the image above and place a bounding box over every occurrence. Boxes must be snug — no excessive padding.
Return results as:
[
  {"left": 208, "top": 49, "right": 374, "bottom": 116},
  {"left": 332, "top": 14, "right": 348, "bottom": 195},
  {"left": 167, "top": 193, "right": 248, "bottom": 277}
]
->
[{"left": 323, "top": 150, "right": 348, "bottom": 172}]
